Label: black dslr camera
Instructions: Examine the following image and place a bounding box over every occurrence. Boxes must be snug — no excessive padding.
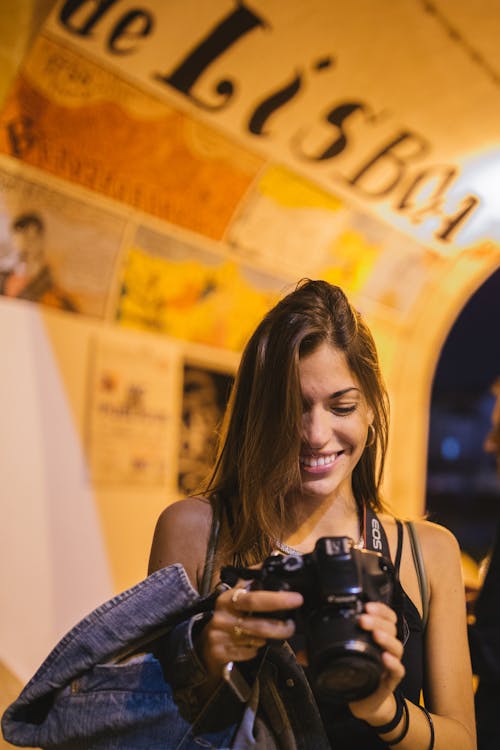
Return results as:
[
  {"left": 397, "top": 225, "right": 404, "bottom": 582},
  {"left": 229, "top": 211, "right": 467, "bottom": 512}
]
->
[{"left": 225, "top": 536, "right": 394, "bottom": 703}]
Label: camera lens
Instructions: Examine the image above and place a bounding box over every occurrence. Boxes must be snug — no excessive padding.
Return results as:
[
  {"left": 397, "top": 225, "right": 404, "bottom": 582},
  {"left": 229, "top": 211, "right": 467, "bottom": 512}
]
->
[
  {"left": 307, "top": 609, "right": 384, "bottom": 702},
  {"left": 314, "top": 646, "right": 382, "bottom": 702}
]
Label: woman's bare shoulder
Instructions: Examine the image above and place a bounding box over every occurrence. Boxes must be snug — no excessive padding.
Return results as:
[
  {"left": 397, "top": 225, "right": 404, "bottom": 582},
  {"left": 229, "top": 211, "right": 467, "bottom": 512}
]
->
[
  {"left": 409, "top": 517, "right": 460, "bottom": 555},
  {"left": 148, "top": 496, "right": 213, "bottom": 579},
  {"left": 404, "top": 518, "right": 463, "bottom": 590},
  {"left": 155, "top": 496, "right": 212, "bottom": 529},
  {"left": 379, "top": 512, "right": 461, "bottom": 571},
  {"left": 380, "top": 512, "right": 459, "bottom": 552}
]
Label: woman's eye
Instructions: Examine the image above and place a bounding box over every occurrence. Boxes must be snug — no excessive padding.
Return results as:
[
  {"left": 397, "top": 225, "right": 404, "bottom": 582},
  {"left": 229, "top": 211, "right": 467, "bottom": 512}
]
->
[{"left": 332, "top": 404, "right": 357, "bottom": 415}]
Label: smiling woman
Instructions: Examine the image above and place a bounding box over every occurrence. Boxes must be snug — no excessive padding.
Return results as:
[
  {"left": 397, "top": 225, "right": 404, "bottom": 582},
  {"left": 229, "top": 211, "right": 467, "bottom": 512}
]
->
[
  {"left": 147, "top": 278, "right": 476, "bottom": 750},
  {"left": 296, "top": 345, "right": 372, "bottom": 522}
]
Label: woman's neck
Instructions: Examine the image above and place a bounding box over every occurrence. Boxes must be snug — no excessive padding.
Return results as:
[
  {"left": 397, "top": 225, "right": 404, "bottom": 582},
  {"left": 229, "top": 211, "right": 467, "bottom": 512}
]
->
[{"left": 281, "top": 491, "right": 362, "bottom": 552}]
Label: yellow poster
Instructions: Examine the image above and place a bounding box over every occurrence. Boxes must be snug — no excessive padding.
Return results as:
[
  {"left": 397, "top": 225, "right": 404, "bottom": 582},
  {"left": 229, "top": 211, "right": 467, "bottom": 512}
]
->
[{"left": 117, "top": 224, "right": 287, "bottom": 350}]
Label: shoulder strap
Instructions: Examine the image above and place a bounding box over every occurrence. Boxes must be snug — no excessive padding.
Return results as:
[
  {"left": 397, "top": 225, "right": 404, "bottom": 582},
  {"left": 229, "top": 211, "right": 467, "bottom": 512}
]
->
[
  {"left": 200, "top": 496, "right": 222, "bottom": 595},
  {"left": 405, "top": 520, "right": 429, "bottom": 629},
  {"left": 394, "top": 520, "right": 404, "bottom": 573}
]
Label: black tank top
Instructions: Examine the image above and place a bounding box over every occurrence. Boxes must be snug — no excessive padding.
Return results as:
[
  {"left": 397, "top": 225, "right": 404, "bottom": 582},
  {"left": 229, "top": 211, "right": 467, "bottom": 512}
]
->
[
  {"left": 293, "top": 508, "right": 425, "bottom": 749},
  {"left": 215, "top": 502, "right": 425, "bottom": 749}
]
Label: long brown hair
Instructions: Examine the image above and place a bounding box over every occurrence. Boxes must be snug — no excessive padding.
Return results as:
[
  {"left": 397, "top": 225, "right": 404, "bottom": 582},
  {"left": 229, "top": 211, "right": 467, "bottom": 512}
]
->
[{"left": 204, "top": 279, "right": 389, "bottom": 566}]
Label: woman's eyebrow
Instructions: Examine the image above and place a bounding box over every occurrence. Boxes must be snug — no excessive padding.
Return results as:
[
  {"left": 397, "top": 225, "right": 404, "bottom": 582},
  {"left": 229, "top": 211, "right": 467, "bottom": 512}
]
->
[{"left": 330, "top": 387, "right": 360, "bottom": 398}]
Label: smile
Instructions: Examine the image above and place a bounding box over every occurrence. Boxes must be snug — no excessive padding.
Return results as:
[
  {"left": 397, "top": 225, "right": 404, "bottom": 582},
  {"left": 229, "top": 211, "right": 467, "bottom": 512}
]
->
[{"left": 299, "top": 452, "right": 340, "bottom": 469}]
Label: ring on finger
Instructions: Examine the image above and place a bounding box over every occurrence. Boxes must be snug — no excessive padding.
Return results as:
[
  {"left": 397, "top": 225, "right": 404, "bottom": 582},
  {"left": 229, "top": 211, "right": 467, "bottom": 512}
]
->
[
  {"left": 231, "top": 587, "right": 248, "bottom": 606},
  {"left": 233, "top": 617, "right": 249, "bottom": 639}
]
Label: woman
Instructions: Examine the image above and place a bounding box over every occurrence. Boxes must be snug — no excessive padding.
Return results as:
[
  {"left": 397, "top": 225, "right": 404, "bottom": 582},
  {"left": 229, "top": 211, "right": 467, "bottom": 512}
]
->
[{"left": 149, "top": 279, "right": 475, "bottom": 749}]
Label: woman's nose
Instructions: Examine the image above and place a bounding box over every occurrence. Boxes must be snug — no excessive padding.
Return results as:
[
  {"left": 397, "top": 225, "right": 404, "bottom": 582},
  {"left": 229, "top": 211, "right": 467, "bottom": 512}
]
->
[{"left": 302, "top": 408, "right": 331, "bottom": 449}]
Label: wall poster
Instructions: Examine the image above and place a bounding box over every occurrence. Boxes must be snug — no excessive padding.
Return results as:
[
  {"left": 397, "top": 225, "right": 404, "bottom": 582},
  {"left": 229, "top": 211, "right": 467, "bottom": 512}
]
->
[
  {"left": 85, "top": 334, "right": 176, "bottom": 487},
  {"left": 178, "top": 362, "right": 234, "bottom": 495}
]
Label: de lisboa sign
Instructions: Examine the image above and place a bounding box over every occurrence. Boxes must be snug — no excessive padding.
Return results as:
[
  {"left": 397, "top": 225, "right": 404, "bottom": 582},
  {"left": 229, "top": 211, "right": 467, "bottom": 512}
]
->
[{"left": 42, "top": 0, "right": 487, "bottom": 248}]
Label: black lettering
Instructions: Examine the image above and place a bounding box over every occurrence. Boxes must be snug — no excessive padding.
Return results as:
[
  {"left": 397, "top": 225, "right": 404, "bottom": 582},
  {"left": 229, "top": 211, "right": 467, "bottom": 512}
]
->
[
  {"left": 108, "top": 9, "right": 154, "bottom": 54},
  {"left": 293, "top": 103, "right": 370, "bottom": 161},
  {"left": 396, "top": 167, "right": 479, "bottom": 241},
  {"left": 346, "top": 132, "right": 430, "bottom": 197},
  {"left": 248, "top": 57, "right": 333, "bottom": 137},
  {"left": 58, "top": 0, "right": 118, "bottom": 37},
  {"left": 6, "top": 117, "right": 35, "bottom": 157},
  {"left": 313, "top": 56, "right": 334, "bottom": 71},
  {"left": 248, "top": 73, "right": 302, "bottom": 136},
  {"left": 154, "top": 3, "right": 266, "bottom": 111},
  {"left": 397, "top": 166, "right": 456, "bottom": 215},
  {"left": 436, "top": 195, "right": 480, "bottom": 242}
]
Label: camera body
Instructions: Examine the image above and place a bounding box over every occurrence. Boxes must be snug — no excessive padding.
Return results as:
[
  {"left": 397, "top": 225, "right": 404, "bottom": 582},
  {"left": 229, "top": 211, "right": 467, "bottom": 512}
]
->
[{"left": 252, "top": 536, "right": 394, "bottom": 703}]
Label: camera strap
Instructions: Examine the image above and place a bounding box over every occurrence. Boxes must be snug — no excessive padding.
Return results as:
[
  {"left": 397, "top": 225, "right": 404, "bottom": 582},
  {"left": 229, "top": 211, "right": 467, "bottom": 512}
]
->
[
  {"left": 363, "top": 505, "right": 409, "bottom": 645},
  {"left": 362, "top": 505, "right": 391, "bottom": 558}
]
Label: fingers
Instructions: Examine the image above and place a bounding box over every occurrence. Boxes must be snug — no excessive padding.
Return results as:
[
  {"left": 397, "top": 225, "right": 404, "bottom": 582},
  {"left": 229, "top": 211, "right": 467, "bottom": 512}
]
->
[
  {"left": 380, "top": 650, "right": 406, "bottom": 684},
  {"left": 211, "top": 606, "right": 296, "bottom": 645},
  {"left": 356, "top": 601, "right": 405, "bottom": 693},
  {"left": 348, "top": 602, "right": 406, "bottom": 717},
  {"left": 232, "top": 616, "right": 265, "bottom": 645},
  {"left": 232, "top": 617, "right": 267, "bottom": 649},
  {"left": 224, "top": 586, "right": 304, "bottom": 615},
  {"left": 358, "top": 602, "right": 398, "bottom": 638},
  {"left": 231, "top": 587, "right": 249, "bottom": 607},
  {"left": 201, "top": 584, "right": 303, "bottom": 670},
  {"left": 205, "top": 609, "right": 294, "bottom": 666},
  {"left": 358, "top": 603, "right": 402, "bottom": 654},
  {"left": 232, "top": 612, "right": 295, "bottom": 640},
  {"left": 363, "top": 601, "right": 398, "bottom": 623}
]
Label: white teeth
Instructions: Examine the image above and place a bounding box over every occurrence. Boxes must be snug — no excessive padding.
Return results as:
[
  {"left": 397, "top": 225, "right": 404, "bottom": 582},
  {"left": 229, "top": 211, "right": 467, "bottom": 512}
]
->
[{"left": 300, "top": 453, "right": 337, "bottom": 468}]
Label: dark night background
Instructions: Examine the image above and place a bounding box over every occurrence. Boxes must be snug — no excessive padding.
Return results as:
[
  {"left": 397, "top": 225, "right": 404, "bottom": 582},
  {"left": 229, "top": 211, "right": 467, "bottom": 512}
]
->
[{"left": 426, "top": 266, "right": 500, "bottom": 562}]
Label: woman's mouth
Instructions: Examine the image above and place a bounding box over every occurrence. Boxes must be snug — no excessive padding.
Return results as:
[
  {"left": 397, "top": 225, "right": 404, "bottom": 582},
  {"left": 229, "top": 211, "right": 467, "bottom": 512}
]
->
[{"left": 299, "top": 452, "right": 341, "bottom": 471}]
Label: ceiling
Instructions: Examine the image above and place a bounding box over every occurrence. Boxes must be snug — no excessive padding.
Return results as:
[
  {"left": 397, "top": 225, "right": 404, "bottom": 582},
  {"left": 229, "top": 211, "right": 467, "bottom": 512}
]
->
[{"left": 35, "top": 0, "right": 500, "bottom": 252}]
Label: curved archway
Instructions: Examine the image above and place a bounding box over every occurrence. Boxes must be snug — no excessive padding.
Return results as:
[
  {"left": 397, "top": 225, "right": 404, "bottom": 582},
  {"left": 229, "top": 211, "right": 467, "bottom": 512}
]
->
[
  {"left": 377, "top": 248, "right": 500, "bottom": 518},
  {"left": 426, "top": 266, "right": 500, "bottom": 560}
]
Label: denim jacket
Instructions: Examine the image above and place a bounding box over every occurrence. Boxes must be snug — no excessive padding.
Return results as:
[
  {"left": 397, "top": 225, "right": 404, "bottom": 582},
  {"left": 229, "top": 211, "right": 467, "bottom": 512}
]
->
[{"left": 2, "top": 564, "right": 329, "bottom": 750}]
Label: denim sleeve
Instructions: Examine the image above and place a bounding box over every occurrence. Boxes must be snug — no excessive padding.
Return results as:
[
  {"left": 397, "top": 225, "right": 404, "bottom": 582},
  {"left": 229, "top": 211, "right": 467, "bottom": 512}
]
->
[
  {"left": 158, "top": 610, "right": 256, "bottom": 719},
  {"left": 158, "top": 613, "right": 213, "bottom": 718}
]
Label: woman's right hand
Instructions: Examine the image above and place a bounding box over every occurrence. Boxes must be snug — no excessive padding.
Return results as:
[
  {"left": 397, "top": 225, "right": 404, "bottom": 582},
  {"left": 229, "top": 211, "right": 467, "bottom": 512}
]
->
[{"left": 197, "top": 584, "right": 304, "bottom": 677}]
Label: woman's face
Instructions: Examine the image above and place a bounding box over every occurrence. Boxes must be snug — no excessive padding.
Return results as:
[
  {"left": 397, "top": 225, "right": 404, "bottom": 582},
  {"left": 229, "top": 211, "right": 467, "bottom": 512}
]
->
[{"left": 297, "top": 341, "right": 373, "bottom": 504}]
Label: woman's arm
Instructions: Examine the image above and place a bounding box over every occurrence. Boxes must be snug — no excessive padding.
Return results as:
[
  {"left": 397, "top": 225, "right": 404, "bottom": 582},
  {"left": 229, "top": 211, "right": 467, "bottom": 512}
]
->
[
  {"left": 419, "top": 520, "right": 476, "bottom": 749},
  {"left": 148, "top": 498, "right": 301, "bottom": 684},
  {"left": 351, "top": 520, "right": 476, "bottom": 749}
]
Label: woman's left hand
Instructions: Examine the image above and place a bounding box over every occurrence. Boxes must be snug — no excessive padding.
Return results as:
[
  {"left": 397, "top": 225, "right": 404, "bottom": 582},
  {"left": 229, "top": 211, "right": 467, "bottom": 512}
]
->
[{"left": 348, "top": 601, "right": 405, "bottom": 723}]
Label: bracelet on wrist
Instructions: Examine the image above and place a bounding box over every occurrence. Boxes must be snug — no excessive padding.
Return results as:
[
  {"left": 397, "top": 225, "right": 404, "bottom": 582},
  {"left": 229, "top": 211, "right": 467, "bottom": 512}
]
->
[
  {"left": 416, "top": 704, "right": 435, "bottom": 750},
  {"left": 387, "top": 699, "right": 410, "bottom": 746},
  {"left": 372, "top": 691, "right": 404, "bottom": 735}
]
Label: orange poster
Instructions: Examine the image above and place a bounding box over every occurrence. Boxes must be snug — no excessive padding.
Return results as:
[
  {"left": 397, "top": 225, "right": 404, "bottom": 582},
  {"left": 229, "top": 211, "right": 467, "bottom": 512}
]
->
[{"left": 0, "top": 35, "right": 263, "bottom": 240}]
